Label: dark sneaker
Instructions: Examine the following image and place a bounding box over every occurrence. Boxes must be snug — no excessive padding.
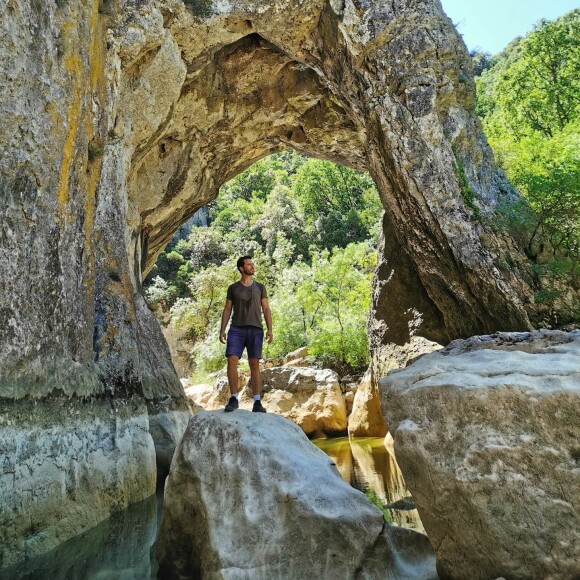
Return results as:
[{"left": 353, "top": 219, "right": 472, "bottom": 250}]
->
[
  {"left": 224, "top": 396, "right": 239, "bottom": 412},
  {"left": 252, "top": 400, "right": 266, "bottom": 413}
]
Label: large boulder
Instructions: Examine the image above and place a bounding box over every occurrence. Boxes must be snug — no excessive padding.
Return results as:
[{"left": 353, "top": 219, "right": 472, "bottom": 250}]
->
[
  {"left": 348, "top": 367, "right": 388, "bottom": 437},
  {"left": 380, "top": 330, "right": 580, "bottom": 579},
  {"left": 156, "top": 410, "right": 436, "bottom": 579},
  {"left": 260, "top": 366, "right": 347, "bottom": 438}
]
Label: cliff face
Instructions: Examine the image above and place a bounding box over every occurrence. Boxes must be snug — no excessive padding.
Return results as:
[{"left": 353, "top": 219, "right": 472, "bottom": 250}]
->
[{"left": 1, "top": 0, "right": 535, "bottom": 567}]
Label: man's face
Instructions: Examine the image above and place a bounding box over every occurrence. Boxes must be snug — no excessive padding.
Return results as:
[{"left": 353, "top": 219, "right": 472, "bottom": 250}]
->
[{"left": 241, "top": 259, "right": 255, "bottom": 275}]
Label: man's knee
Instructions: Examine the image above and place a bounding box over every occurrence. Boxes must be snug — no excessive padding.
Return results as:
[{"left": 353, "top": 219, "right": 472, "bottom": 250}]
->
[{"left": 227, "top": 355, "right": 239, "bottom": 367}]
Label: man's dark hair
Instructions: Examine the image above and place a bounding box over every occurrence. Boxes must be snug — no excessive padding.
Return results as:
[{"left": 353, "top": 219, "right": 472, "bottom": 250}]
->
[{"left": 237, "top": 256, "right": 252, "bottom": 272}]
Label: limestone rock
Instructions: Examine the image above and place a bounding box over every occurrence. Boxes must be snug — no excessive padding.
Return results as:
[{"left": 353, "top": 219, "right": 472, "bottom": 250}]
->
[
  {"left": 184, "top": 382, "right": 214, "bottom": 407},
  {"left": 380, "top": 330, "right": 580, "bottom": 579},
  {"left": 344, "top": 390, "right": 355, "bottom": 414},
  {"left": 348, "top": 367, "right": 388, "bottom": 438},
  {"left": 156, "top": 410, "right": 437, "bottom": 579},
  {"left": 283, "top": 346, "right": 310, "bottom": 364},
  {"left": 0, "top": 398, "right": 156, "bottom": 569},
  {"left": 149, "top": 408, "right": 196, "bottom": 482},
  {"left": 0, "top": 0, "right": 548, "bottom": 567},
  {"left": 1, "top": 494, "right": 158, "bottom": 580},
  {"left": 260, "top": 366, "right": 347, "bottom": 438},
  {"left": 135, "top": 292, "right": 193, "bottom": 476}
]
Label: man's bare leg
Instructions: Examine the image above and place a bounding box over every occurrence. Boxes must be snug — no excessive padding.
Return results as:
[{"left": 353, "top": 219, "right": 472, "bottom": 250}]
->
[
  {"left": 227, "top": 355, "right": 240, "bottom": 395},
  {"left": 248, "top": 357, "right": 261, "bottom": 396},
  {"left": 224, "top": 355, "right": 240, "bottom": 412},
  {"left": 249, "top": 357, "right": 266, "bottom": 412}
]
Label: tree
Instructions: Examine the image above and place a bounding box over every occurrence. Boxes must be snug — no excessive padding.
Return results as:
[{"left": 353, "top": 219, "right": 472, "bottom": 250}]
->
[
  {"left": 477, "top": 10, "right": 580, "bottom": 139},
  {"left": 261, "top": 242, "right": 375, "bottom": 372},
  {"left": 306, "top": 243, "right": 375, "bottom": 372},
  {"left": 470, "top": 49, "right": 492, "bottom": 76},
  {"left": 476, "top": 9, "right": 580, "bottom": 287},
  {"left": 253, "top": 184, "right": 310, "bottom": 261},
  {"left": 291, "top": 159, "right": 382, "bottom": 251}
]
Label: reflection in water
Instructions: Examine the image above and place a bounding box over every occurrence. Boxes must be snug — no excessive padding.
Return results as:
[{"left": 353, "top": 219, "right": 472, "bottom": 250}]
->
[
  {"left": 0, "top": 491, "right": 161, "bottom": 580},
  {"left": 313, "top": 437, "right": 424, "bottom": 532}
]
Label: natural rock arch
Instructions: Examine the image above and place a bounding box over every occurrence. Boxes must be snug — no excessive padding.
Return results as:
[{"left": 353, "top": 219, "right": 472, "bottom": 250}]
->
[
  {"left": 114, "top": 0, "right": 534, "bottom": 377},
  {"left": 122, "top": 2, "right": 532, "bottom": 337},
  {"left": 0, "top": 0, "right": 535, "bottom": 568}
]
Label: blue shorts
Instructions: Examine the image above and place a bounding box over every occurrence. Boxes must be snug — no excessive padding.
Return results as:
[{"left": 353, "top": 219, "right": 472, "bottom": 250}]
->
[{"left": 225, "top": 325, "right": 264, "bottom": 359}]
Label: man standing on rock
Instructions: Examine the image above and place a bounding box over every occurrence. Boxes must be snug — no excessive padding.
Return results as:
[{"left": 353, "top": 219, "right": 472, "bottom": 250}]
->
[{"left": 219, "top": 256, "right": 273, "bottom": 413}]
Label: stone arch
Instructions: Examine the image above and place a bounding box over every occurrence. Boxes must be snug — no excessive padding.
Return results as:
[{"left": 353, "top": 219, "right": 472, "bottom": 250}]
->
[{"left": 115, "top": 1, "right": 531, "bottom": 360}]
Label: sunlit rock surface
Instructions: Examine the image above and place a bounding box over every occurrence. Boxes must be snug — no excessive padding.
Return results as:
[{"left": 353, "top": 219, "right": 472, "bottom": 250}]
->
[
  {"left": 260, "top": 366, "right": 347, "bottom": 437},
  {"left": 315, "top": 436, "right": 425, "bottom": 533},
  {"left": 187, "top": 366, "right": 347, "bottom": 438},
  {"left": 348, "top": 367, "right": 388, "bottom": 437},
  {"left": 157, "top": 411, "right": 436, "bottom": 579},
  {"left": 380, "top": 330, "right": 580, "bottom": 579}
]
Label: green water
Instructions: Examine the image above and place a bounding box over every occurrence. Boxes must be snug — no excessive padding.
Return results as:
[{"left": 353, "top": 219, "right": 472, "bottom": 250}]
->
[
  {"left": 313, "top": 437, "right": 424, "bottom": 531},
  {"left": 0, "top": 490, "right": 163, "bottom": 580},
  {"left": 2, "top": 438, "right": 422, "bottom": 578}
]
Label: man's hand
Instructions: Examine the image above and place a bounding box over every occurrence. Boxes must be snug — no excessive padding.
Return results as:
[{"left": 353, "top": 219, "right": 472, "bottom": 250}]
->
[
  {"left": 219, "top": 330, "right": 227, "bottom": 344},
  {"left": 266, "top": 330, "right": 273, "bottom": 344}
]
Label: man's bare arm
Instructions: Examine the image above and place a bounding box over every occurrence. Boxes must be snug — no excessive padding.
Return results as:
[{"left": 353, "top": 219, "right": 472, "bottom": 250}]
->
[
  {"left": 219, "top": 299, "right": 233, "bottom": 343},
  {"left": 262, "top": 298, "right": 273, "bottom": 343}
]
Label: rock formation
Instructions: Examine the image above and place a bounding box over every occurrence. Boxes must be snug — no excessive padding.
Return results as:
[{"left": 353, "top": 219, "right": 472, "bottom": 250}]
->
[
  {"left": 379, "top": 330, "right": 580, "bottom": 579},
  {"left": 186, "top": 366, "right": 348, "bottom": 438},
  {"left": 259, "top": 366, "right": 347, "bottom": 437},
  {"left": 1, "top": 0, "right": 539, "bottom": 567},
  {"left": 0, "top": 494, "right": 158, "bottom": 579},
  {"left": 156, "top": 410, "right": 437, "bottom": 579},
  {"left": 348, "top": 367, "right": 388, "bottom": 437}
]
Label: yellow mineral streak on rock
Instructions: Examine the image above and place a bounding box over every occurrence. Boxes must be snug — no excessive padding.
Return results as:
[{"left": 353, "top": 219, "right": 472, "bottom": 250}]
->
[
  {"left": 84, "top": 1, "right": 107, "bottom": 296},
  {"left": 57, "top": 21, "right": 84, "bottom": 219}
]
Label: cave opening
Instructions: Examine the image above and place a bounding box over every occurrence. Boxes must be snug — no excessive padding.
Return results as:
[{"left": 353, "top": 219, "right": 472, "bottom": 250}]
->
[{"left": 143, "top": 151, "right": 389, "bottom": 381}]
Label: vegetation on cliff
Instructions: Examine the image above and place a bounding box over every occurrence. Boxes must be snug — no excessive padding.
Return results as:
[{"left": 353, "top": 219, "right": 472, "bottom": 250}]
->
[{"left": 475, "top": 9, "right": 579, "bottom": 314}]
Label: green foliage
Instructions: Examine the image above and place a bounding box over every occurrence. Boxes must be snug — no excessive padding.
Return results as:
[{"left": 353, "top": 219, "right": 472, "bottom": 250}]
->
[
  {"left": 494, "top": 198, "right": 539, "bottom": 257},
  {"left": 144, "top": 150, "right": 383, "bottom": 372},
  {"left": 171, "top": 260, "right": 239, "bottom": 341},
  {"left": 470, "top": 49, "right": 492, "bottom": 76},
  {"left": 451, "top": 145, "right": 481, "bottom": 220},
  {"left": 144, "top": 249, "right": 193, "bottom": 308},
  {"left": 263, "top": 242, "right": 375, "bottom": 373},
  {"left": 144, "top": 276, "right": 179, "bottom": 310},
  {"left": 475, "top": 9, "right": 580, "bottom": 305},
  {"left": 213, "top": 151, "right": 305, "bottom": 209},
  {"left": 364, "top": 490, "right": 393, "bottom": 523},
  {"left": 252, "top": 184, "right": 310, "bottom": 261},
  {"left": 178, "top": 227, "right": 229, "bottom": 270},
  {"left": 477, "top": 10, "right": 580, "bottom": 139},
  {"left": 292, "top": 159, "right": 381, "bottom": 251}
]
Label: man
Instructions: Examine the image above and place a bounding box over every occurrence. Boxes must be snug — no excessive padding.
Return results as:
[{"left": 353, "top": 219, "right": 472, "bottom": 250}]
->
[{"left": 219, "top": 256, "right": 273, "bottom": 413}]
